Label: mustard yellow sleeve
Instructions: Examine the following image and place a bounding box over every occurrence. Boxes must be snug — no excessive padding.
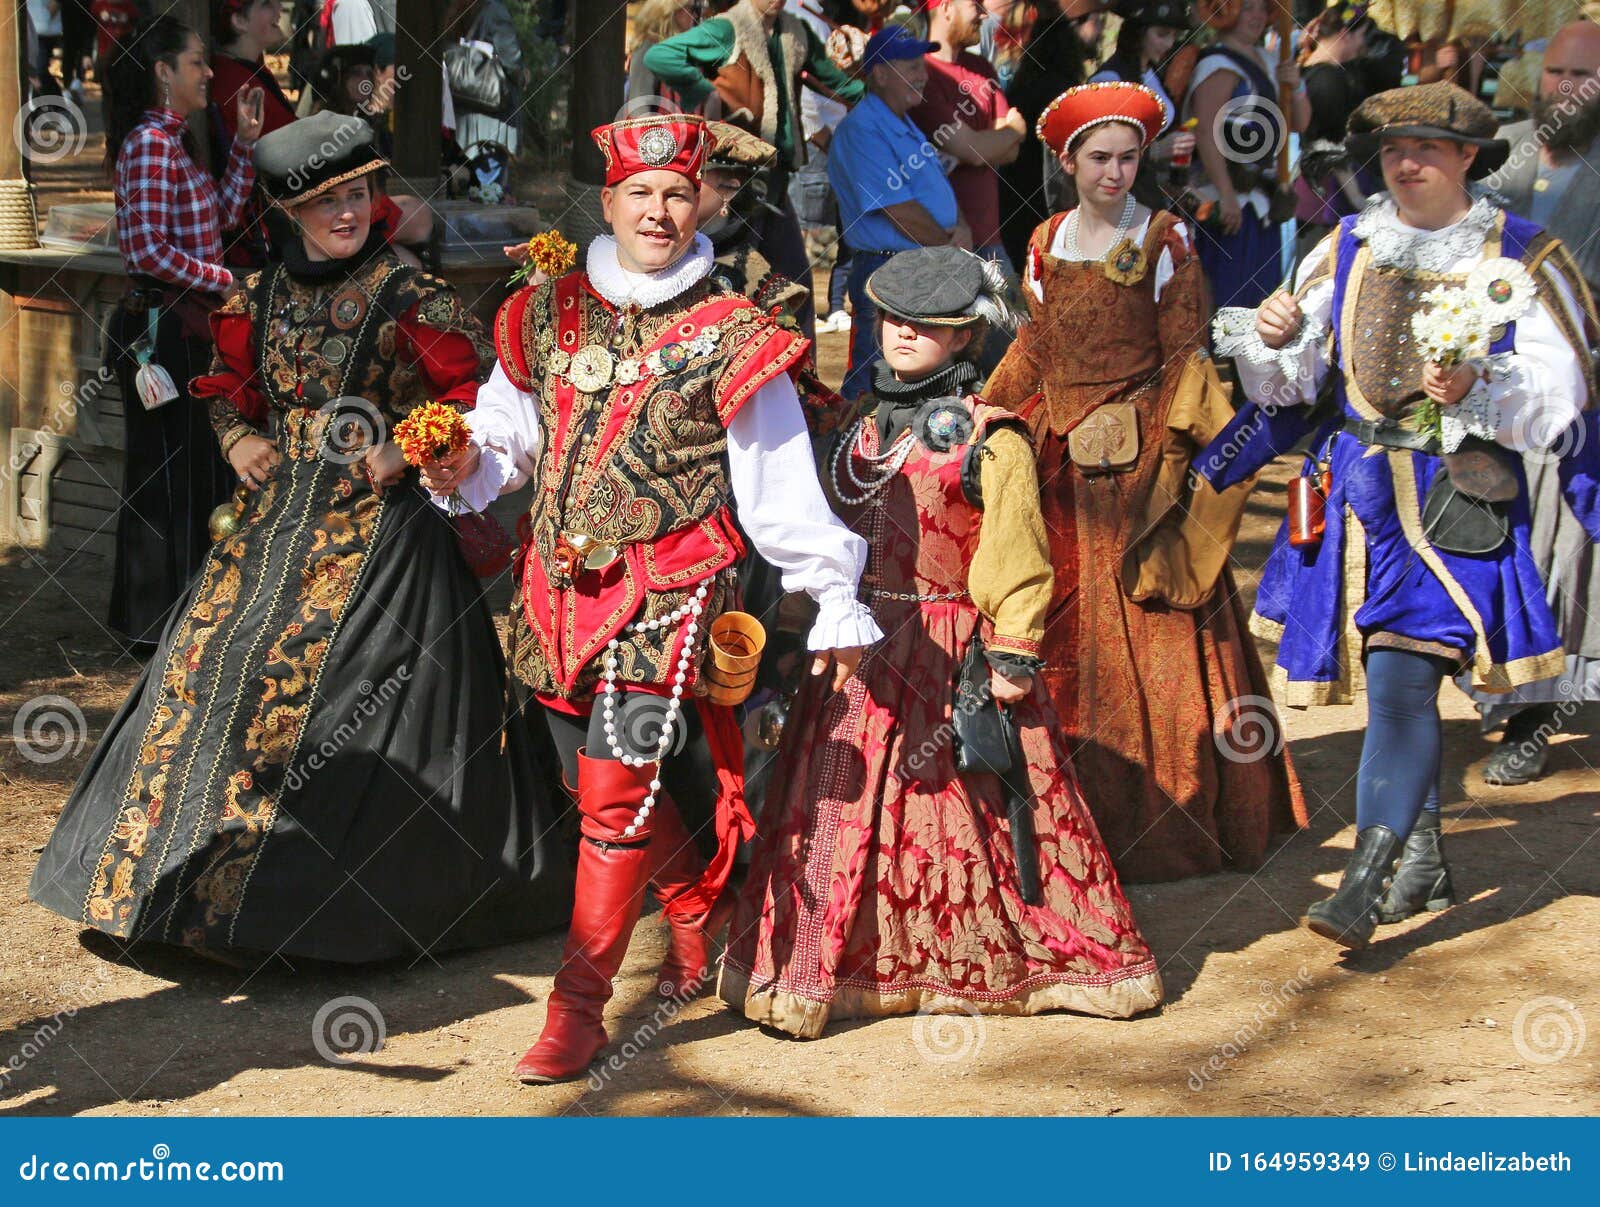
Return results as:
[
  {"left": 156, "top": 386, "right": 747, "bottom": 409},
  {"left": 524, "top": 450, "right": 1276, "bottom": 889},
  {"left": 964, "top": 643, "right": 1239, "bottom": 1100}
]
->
[{"left": 968, "top": 426, "right": 1053, "bottom": 664}]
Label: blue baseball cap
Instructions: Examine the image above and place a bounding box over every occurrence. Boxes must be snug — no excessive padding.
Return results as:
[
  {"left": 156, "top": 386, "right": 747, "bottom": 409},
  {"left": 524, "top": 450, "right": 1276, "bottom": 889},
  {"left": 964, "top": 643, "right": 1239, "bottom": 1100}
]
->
[{"left": 862, "top": 25, "right": 939, "bottom": 69}]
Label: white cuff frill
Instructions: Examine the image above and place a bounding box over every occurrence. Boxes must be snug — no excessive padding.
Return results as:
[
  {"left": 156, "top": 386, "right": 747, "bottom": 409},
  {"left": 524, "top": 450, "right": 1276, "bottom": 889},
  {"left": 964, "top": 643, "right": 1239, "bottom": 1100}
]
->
[
  {"left": 429, "top": 441, "right": 513, "bottom": 516},
  {"left": 1439, "top": 368, "right": 1501, "bottom": 455},
  {"left": 806, "top": 588, "right": 884, "bottom": 651},
  {"left": 1212, "top": 305, "right": 1325, "bottom": 391}
]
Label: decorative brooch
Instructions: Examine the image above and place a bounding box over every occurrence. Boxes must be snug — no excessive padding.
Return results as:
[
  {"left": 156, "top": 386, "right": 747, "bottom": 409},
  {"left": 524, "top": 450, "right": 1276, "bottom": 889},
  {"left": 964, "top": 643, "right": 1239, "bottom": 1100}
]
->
[
  {"left": 1464, "top": 258, "right": 1536, "bottom": 321},
  {"left": 1104, "top": 237, "right": 1148, "bottom": 287},
  {"left": 915, "top": 399, "right": 975, "bottom": 453},
  {"left": 549, "top": 326, "right": 723, "bottom": 394}
]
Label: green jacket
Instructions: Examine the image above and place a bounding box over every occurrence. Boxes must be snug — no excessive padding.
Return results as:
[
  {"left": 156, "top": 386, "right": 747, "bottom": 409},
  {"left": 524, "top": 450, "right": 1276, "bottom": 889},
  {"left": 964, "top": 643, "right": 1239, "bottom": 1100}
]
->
[{"left": 643, "top": 8, "right": 863, "bottom": 172}]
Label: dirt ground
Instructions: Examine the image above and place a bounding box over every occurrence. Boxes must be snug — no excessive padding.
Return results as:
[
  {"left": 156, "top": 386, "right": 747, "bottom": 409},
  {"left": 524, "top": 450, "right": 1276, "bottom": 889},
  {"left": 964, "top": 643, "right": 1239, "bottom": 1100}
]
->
[
  {"left": 3, "top": 114, "right": 1597, "bottom": 1115},
  {"left": 3, "top": 312, "right": 1597, "bottom": 1117}
]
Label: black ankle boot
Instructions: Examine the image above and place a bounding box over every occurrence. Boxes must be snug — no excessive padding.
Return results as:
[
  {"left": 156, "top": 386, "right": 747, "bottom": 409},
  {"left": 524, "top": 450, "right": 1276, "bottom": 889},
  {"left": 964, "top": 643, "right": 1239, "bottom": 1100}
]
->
[
  {"left": 1305, "top": 825, "right": 1403, "bottom": 949},
  {"left": 1482, "top": 704, "right": 1559, "bottom": 785},
  {"left": 1375, "top": 812, "right": 1455, "bottom": 923}
]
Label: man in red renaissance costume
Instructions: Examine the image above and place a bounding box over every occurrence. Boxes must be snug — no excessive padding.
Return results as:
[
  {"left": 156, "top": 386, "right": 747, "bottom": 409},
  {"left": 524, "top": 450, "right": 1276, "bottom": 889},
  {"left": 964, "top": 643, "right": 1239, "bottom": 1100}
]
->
[{"left": 423, "top": 113, "right": 881, "bottom": 1084}]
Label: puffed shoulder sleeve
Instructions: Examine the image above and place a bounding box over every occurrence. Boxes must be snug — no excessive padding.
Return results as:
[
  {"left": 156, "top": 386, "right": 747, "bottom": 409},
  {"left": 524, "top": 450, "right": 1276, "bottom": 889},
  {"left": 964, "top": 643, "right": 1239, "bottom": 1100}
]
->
[
  {"left": 394, "top": 274, "right": 494, "bottom": 409},
  {"left": 714, "top": 310, "right": 811, "bottom": 426},
  {"left": 189, "top": 285, "right": 267, "bottom": 453},
  {"left": 492, "top": 281, "right": 553, "bottom": 392}
]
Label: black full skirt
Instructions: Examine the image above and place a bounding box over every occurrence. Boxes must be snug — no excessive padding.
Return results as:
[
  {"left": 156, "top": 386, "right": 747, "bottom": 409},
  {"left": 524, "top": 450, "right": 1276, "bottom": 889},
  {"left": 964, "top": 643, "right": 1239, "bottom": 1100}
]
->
[{"left": 31, "top": 438, "right": 573, "bottom": 962}]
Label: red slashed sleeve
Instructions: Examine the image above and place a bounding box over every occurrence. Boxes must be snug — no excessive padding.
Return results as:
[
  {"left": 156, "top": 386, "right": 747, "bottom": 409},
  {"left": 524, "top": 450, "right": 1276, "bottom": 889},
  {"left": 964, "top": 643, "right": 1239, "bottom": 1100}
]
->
[
  {"left": 190, "top": 294, "right": 268, "bottom": 452},
  {"left": 394, "top": 288, "right": 494, "bottom": 410}
]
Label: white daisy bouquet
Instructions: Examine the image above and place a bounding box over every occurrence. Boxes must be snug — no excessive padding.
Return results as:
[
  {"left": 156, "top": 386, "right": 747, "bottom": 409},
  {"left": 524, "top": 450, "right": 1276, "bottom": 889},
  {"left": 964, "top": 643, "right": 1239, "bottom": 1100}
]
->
[
  {"left": 1409, "top": 284, "right": 1495, "bottom": 443},
  {"left": 1410, "top": 284, "right": 1493, "bottom": 369}
]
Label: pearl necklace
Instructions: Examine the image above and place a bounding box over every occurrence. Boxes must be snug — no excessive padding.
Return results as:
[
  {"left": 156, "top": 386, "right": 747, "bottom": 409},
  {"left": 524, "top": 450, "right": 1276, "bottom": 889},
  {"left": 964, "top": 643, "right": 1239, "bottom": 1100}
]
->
[
  {"left": 830, "top": 418, "right": 915, "bottom": 506},
  {"left": 1064, "top": 194, "right": 1137, "bottom": 263},
  {"left": 599, "top": 580, "right": 710, "bottom": 838}
]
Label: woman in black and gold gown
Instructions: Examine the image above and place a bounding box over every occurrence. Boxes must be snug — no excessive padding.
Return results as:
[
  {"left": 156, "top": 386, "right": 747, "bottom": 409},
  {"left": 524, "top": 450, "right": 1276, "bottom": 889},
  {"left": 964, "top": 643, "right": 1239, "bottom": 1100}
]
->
[{"left": 29, "top": 113, "right": 572, "bottom": 963}]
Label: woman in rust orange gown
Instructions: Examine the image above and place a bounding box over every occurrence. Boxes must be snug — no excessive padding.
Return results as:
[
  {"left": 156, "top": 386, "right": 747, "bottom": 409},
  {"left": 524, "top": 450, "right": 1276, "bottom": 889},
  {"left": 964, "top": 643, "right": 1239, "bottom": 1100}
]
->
[
  {"left": 721, "top": 246, "right": 1162, "bottom": 1038},
  {"left": 985, "top": 82, "right": 1305, "bottom": 882}
]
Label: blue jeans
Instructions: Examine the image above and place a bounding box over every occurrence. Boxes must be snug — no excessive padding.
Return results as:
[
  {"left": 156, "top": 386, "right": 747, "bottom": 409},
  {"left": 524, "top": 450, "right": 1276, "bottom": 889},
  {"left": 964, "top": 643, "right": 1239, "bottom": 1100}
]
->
[
  {"left": 843, "top": 249, "right": 894, "bottom": 399},
  {"left": 790, "top": 160, "right": 849, "bottom": 317}
]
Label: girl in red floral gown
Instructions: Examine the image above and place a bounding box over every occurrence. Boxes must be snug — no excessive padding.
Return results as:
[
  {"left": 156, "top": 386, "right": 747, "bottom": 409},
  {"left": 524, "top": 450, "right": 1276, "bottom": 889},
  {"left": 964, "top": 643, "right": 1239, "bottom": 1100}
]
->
[{"left": 720, "top": 247, "right": 1163, "bottom": 1038}]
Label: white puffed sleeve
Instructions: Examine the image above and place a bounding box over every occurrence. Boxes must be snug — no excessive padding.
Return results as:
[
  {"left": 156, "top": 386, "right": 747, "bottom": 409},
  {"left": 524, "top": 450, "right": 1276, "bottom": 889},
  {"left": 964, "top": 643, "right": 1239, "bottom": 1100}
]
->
[
  {"left": 726, "top": 376, "right": 883, "bottom": 651},
  {"left": 1212, "top": 237, "right": 1338, "bottom": 409},
  {"left": 431, "top": 362, "right": 543, "bottom": 514},
  {"left": 1444, "top": 260, "right": 1589, "bottom": 453}
]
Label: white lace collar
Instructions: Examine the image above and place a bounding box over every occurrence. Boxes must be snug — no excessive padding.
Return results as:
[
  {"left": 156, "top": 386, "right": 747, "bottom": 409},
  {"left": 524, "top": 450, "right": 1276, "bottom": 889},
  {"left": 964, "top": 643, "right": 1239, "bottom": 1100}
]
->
[
  {"left": 1351, "top": 191, "right": 1498, "bottom": 273},
  {"left": 585, "top": 233, "right": 715, "bottom": 310}
]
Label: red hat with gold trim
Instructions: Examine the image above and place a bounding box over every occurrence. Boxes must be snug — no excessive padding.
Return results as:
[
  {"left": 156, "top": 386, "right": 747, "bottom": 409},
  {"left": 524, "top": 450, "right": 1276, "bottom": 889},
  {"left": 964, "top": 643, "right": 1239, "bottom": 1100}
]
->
[
  {"left": 1038, "top": 81, "right": 1169, "bottom": 158},
  {"left": 591, "top": 114, "right": 710, "bottom": 187}
]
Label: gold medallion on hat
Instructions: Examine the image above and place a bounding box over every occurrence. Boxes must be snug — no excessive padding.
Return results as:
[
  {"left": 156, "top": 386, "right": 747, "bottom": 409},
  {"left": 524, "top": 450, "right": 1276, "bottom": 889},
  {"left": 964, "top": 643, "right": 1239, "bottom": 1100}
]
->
[{"left": 637, "top": 127, "right": 679, "bottom": 168}]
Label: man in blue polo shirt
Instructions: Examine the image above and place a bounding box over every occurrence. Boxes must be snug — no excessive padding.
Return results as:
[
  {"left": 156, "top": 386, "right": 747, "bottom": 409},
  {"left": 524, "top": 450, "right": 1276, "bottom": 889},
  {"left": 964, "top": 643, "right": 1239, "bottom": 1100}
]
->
[{"left": 829, "top": 25, "right": 971, "bottom": 397}]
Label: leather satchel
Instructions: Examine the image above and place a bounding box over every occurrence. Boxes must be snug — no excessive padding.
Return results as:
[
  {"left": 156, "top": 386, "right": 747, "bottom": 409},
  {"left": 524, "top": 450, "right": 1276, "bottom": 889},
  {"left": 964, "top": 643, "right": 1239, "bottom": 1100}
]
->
[
  {"left": 952, "top": 634, "right": 1014, "bottom": 776},
  {"left": 445, "top": 42, "right": 510, "bottom": 117},
  {"left": 1422, "top": 475, "right": 1509, "bottom": 555}
]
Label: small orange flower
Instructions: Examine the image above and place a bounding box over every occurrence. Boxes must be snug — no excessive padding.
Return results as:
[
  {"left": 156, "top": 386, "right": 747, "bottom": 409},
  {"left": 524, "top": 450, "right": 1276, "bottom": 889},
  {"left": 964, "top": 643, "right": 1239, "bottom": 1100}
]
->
[
  {"left": 394, "top": 401, "right": 472, "bottom": 468},
  {"left": 511, "top": 229, "right": 577, "bottom": 285}
]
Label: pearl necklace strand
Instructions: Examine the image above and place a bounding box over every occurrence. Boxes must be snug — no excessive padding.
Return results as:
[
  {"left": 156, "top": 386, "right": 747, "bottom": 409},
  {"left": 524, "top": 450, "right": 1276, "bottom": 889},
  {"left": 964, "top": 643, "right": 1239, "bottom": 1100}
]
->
[
  {"left": 599, "top": 580, "right": 710, "bottom": 838},
  {"left": 1064, "top": 194, "right": 1137, "bottom": 263},
  {"left": 830, "top": 418, "right": 915, "bottom": 506}
]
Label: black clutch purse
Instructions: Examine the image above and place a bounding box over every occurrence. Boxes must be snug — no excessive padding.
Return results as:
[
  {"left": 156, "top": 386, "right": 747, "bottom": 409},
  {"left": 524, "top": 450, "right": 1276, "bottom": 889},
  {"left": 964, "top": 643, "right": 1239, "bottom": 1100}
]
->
[{"left": 952, "top": 634, "right": 1014, "bottom": 776}]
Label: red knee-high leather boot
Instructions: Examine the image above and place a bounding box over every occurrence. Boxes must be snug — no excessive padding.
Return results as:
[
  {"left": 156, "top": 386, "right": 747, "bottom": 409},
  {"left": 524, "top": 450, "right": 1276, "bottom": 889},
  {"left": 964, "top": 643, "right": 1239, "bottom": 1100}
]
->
[
  {"left": 513, "top": 752, "right": 656, "bottom": 1085},
  {"left": 646, "top": 797, "right": 715, "bottom": 1000}
]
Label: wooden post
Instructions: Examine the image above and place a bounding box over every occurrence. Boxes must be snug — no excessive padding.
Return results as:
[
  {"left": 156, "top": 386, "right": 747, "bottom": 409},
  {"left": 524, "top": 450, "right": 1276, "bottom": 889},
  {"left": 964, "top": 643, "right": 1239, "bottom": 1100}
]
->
[
  {"left": 0, "top": 0, "right": 22, "bottom": 543},
  {"left": 393, "top": 0, "right": 447, "bottom": 200},
  {"left": 1275, "top": 0, "right": 1294, "bottom": 187},
  {"left": 570, "top": 1, "right": 627, "bottom": 188}
]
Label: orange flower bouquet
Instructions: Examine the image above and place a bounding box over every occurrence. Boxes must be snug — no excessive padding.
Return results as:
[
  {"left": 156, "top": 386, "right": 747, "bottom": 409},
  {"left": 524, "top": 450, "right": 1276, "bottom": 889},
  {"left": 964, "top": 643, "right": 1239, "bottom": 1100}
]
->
[
  {"left": 394, "top": 401, "right": 472, "bottom": 513},
  {"left": 509, "top": 229, "right": 578, "bottom": 286}
]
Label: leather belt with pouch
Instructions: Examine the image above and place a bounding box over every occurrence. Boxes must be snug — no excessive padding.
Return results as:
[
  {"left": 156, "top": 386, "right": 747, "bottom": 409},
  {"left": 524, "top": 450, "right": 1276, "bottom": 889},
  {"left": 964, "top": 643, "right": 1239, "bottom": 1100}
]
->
[
  {"left": 1422, "top": 439, "right": 1518, "bottom": 556},
  {"left": 1342, "top": 420, "right": 1515, "bottom": 555},
  {"left": 1068, "top": 401, "right": 1140, "bottom": 474}
]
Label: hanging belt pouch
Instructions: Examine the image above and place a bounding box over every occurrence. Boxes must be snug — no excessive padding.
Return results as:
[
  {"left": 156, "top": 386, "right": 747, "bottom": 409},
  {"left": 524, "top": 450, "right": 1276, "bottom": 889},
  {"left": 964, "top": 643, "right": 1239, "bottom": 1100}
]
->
[
  {"left": 1422, "top": 439, "right": 1516, "bottom": 556},
  {"left": 130, "top": 305, "right": 179, "bottom": 410},
  {"left": 952, "top": 634, "right": 1014, "bottom": 776}
]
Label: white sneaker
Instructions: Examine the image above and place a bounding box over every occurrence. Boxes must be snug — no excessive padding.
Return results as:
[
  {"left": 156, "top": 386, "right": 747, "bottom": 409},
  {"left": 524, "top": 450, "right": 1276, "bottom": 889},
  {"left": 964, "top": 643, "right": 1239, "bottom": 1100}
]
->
[{"left": 820, "top": 310, "right": 852, "bottom": 332}]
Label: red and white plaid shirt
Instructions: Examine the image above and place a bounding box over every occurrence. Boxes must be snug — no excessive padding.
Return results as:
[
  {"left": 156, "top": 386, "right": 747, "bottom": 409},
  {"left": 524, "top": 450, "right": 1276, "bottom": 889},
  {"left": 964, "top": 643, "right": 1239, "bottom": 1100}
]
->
[{"left": 114, "top": 108, "right": 254, "bottom": 294}]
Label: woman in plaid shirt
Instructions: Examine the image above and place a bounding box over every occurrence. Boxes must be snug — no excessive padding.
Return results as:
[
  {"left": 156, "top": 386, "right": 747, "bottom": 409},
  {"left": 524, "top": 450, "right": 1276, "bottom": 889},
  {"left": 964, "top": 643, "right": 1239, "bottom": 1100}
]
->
[{"left": 101, "top": 16, "right": 264, "bottom": 649}]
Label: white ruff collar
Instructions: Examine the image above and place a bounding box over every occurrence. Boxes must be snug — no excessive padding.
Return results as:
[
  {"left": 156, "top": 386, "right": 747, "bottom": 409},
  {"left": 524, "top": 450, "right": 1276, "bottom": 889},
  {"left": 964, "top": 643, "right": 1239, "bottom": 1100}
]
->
[
  {"left": 585, "top": 233, "right": 714, "bottom": 309},
  {"left": 1352, "top": 191, "right": 1498, "bottom": 273}
]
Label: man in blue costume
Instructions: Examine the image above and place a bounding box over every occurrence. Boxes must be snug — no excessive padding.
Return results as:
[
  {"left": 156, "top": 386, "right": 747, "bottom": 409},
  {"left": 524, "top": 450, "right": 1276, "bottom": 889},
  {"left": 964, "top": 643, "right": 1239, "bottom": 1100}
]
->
[{"left": 1204, "top": 83, "right": 1598, "bottom": 950}]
